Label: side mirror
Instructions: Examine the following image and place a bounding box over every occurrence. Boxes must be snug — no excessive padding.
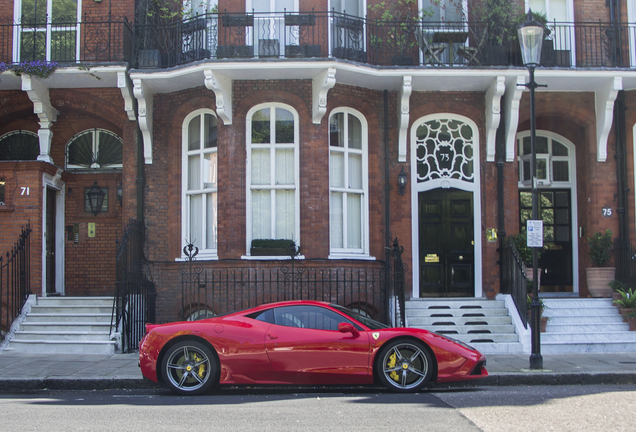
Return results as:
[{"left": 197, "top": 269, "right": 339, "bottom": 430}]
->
[{"left": 338, "top": 322, "right": 360, "bottom": 338}]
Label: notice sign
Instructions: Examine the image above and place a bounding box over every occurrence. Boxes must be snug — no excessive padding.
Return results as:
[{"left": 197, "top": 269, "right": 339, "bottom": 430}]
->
[{"left": 526, "top": 220, "right": 544, "bottom": 248}]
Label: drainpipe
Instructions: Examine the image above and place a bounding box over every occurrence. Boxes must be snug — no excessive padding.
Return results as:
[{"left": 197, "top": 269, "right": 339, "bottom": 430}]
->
[
  {"left": 136, "top": 128, "right": 145, "bottom": 223},
  {"left": 384, "top": 90, "right": 390, "bottom": 255},
  {"left": 614, "top": 90, "right": 628, "bottom": 242},
  {"left": 496, "top": 108, "right": 507, "bottom": 293}
]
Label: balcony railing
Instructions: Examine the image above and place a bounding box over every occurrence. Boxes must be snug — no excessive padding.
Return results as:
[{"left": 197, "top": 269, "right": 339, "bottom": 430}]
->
[
  {"left": 133, "top": 11, "right": 636, "bottom": 69},
  {"left": 1, "top": 13, "right": 633, "bottom": 69},
  {"left": 0, "top": 15, "right": 133, "bottom": 64}
]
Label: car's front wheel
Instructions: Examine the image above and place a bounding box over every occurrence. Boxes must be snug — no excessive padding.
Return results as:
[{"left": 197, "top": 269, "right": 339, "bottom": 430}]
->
[
  {"left": 161, "top": 340, "right": 218, "bottom": 395},
  {"left": 376, "top": 339, "right": 433, "bottom": 392}
]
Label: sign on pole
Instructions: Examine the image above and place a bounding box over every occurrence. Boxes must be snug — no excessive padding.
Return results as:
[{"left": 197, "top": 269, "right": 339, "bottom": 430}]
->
[{"left": 526, "top": 220, "right": 543, "bottom": 248}]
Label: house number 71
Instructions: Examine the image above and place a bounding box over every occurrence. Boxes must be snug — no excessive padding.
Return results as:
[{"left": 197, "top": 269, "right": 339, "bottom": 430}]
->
[{"left": 21, "top": 187, "right": 30, "bottom": 196}]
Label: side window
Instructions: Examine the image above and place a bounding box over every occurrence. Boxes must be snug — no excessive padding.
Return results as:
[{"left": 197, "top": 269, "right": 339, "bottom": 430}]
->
[
  {"left": 182, "top": 110, "right": 218, "bottom": 258},
  {"left": 329, "top": 109, "right": 369, "bottom": 257},
  {"left": 66, "top": 129, "right": 123, "bottom": 170},
  {"left": 251, "top": 308, "right": 275, "bottom": 324},
  {"left": 246, "top": 103, "right": 299, "bottom": 255},
  {"left": 274, "top": 305, "right": 353, "bottom": 331}
]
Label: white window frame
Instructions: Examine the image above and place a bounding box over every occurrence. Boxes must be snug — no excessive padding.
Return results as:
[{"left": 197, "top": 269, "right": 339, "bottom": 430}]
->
[
  {"left": 245, "top": 102, "right": 300, "bottom": 258},
  {"left": 65, "top": 128, "right": 123, "bottom": 170},
  {"left": 517, "top": 131, "right": 573, "bottom": 188},
  {"left": 419, "top": 0, "right": 467, "bottom": 22},
  {"left": 13, "top": 0, "right": 82, "bottom": 63},
  {"left": 181, "top": 109, "right": 219, "bottom": 260},
  {"left": 328, "top": 107, "right": 371, "bottom": 259}
]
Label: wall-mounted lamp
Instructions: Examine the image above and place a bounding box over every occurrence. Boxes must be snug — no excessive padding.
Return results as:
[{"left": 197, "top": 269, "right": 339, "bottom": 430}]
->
[
  {"left": 116, "top": 183, "right": 123, "bottom": 204},
  {"left": 398, "top": 167, "right": 408, "bottom": 196},
  {"left": 87, "top": 182, "right": 106, "bottom": 215}
]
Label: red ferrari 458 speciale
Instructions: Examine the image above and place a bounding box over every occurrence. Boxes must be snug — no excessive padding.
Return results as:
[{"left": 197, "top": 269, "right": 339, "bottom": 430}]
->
[{"left": 139, "top": 300, "right": 488, "bottom": 395}]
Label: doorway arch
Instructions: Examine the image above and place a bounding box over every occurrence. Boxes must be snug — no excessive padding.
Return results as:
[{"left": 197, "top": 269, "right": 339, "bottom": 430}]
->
[{"left": 410, "top": 114, "right": 482, "bottom": 298}]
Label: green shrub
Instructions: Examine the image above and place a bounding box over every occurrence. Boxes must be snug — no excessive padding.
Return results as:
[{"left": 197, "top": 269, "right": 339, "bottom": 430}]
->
[{"left": 588, "top": 229, "right": 613, "bottom": 267}]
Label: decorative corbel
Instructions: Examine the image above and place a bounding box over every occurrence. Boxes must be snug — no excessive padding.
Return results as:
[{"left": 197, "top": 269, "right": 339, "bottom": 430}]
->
[
  {"left": 312, "top": 68, "right": 336, "bottom": 124},
  {"left": 485, "top": 76, "right": 505, "bottom": 162},
  {"left": 398, "top": 76, "right": 412, "bottom": 162},
  {"left": 595, "top": 76, "right": 622, "bottom": 162},
  {"left": 204, "top": 69, "right": 232, "bottom": 125},
  {"left": 117, "top": 71, "right": 137, "bottom": 121},
  {"left": 133, "top": 78, "right": 154, "bottom": 164},
  {"left": 21, "top": 75, "right": 59, "bottom": 163},
  {"left": 504, "top": 75, "right": 524, "bottom": 162}
]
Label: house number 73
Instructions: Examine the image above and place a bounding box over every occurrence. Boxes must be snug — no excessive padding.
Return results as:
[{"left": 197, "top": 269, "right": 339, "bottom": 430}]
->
[{"left": 21, "top": 187, "right": 30, "bottom": 195}]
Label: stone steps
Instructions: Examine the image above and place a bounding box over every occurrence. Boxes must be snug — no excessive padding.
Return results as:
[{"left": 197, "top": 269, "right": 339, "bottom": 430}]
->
[
  {"left": 406, "top": 298, "right": 524, "bottom": 354},
  {"left": 540, "top": 298, "right": 636, "bottom": 353},
  {"left": 4, "top": 296, "right": 116, "bottom": 355}
]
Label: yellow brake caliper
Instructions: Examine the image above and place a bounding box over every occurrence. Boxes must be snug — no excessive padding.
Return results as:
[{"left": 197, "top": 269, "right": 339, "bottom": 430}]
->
[
  {"left": 193, "top": 353, "right": 206, "bottom": 379},
  {"left": 387, "top": 352, "right": 399, "bottom": 382}
]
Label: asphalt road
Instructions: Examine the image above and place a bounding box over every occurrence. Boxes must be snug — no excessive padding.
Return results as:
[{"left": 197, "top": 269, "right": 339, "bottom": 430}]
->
[{"left": 0, "top": 385, "right": 634, "bottom": 431}]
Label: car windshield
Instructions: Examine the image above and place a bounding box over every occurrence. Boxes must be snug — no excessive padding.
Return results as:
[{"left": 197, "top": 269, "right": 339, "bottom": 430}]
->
[{"left": 330, "top": 304, "right": 390, "bottom": 330}]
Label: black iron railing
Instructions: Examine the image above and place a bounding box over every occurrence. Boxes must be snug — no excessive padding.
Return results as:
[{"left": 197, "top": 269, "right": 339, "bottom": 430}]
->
[
  {"left": 0, "top": 223, "right": 31, "bottom": 342},
  {"left": 0, "top": 14, "right": 133, "bottom": 64},
  {"left": 113, "top": 219, "right": 156, "bottom": 353},
  {"left": 132, "top": 11, "right": 636, "bottom": 69},
  {"left": 179, "top": 242, "right": 406, "bottom": 325},
  {"left": 500, "top": 235, "right": 528, "bottom": 327}
]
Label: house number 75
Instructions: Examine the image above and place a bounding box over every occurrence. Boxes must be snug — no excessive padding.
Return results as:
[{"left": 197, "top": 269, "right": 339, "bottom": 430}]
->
[
  {"left": 21, "top": 187, "right": 30, "bottom": 196},
  {"left": 602, "top": 207, "right": 612, "bottom": 217}
]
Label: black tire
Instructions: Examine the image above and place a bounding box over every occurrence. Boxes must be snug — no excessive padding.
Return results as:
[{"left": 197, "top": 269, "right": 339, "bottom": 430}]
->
[
  {"left": 161, "top": 340, "right": 218, "bottom": 396},
  {"left": 376, "top": 339, "right": 433, "bottom": 392}
]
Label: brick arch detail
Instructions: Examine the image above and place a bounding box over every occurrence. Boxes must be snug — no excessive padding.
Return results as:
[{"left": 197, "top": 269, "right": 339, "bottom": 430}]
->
[
  {"left": 234, "top": 89, "right": 312, "bottom": 125},
  {"left": 50, "top": 89, "right": 129, "bottom": 127},
  {"left": 326, "top": 93, "right": 381, "bottom": 134}
]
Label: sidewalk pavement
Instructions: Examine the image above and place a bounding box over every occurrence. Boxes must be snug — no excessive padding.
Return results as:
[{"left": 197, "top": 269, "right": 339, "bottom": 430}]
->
[{"left": 0, "top": 351, "right": 634, "bottom": 392}]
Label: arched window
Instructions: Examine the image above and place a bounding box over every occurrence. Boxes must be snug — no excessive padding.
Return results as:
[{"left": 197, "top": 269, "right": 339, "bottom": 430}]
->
[
  {"left": 517, "top": 132, "right": 571, "bottom": 187},
  {"left": 329, "top": 108, "right": 369, "bottom": 257},
  {"left": 182, "top": 110, "right": 218, "bottom": 258},
  {"left": 66, "top": 129, "right": 123, "bottom": 170},
  {"left": 0, "top": 130, "right": 39, "bottom": 160},
  {"left": 246, "top": 103, "right": 299, "bottom": 256}
]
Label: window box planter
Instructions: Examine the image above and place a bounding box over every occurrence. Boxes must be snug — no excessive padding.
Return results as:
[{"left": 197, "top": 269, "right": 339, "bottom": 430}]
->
[
  {"left": 250, "top": 239, "right": 298, "bottom": 257},
  {"left": 221, "top": 14, "right": 254, "bottom": 27},
  {"left": 217, "top": 45, "right": 254, "bottom": 58},
  {"left": 285, "top": 44, "right": 321, "bottom": 58},
  {"left": 138, "top": 49, "right": 160, "bottom": 68}
]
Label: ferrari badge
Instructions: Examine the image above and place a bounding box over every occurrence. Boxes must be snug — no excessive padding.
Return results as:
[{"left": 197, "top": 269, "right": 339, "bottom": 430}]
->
[{"left": 372, "top": 332, "right": 379, "bottom": 340}]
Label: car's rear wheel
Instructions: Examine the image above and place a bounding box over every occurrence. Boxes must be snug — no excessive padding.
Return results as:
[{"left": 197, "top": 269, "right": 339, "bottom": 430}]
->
[
  {"left": 161, "top": 340, "right": 218, "bottom": 395},
  {"left": 376, "top": 339, "right": 433, "bottom": 392}
]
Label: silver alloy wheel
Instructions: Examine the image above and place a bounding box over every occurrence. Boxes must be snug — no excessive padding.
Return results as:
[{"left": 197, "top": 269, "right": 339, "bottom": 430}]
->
[
  {"left": 380, "top": 341, "right": 430, "bottom": 391},
  {"left": 164, "top": 343, "right": 212, "bottom": 393}
]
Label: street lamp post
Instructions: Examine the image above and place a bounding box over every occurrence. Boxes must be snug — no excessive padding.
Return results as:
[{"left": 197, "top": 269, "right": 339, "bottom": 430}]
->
[{"left": 518, "top": 10, "right": 545, "bottom": 370}]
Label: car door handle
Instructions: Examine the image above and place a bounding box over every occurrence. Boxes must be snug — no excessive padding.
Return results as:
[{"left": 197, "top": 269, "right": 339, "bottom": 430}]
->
[{"left": 267, "top": 334, "right": 278, "bottom": 340}]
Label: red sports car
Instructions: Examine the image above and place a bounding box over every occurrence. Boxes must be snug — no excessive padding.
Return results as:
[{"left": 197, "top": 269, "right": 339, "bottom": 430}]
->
[{"left": 139, "top": 300, "right": 488, "bottom": 395}]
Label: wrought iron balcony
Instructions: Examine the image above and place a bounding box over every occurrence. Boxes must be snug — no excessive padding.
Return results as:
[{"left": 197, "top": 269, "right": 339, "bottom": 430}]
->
[
  {"left": 134, "top": 11, "right": 636, "bottom": 69},
  {"left": 0, "top": 14, "right": 133, "bottom": 65},
  {"left": 1, "top": 12, "right": 633, "bottom": 70}
]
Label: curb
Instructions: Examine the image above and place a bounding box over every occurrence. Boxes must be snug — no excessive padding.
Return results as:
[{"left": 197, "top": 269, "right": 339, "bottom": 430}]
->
[{"left": 1, "top": 373, "right": 635, "bottom": 392}]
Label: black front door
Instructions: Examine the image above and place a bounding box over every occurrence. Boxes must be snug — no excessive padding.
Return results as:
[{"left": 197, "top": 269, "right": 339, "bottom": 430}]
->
[
  {"left": 418, "top": 188, "right": 474, "bottom": 297},
  {"left": 45, "top": 188, "right": 56, "bottom": 295},
  {"left": 519, "top": 189, "right": 573, "bottom": 292}
]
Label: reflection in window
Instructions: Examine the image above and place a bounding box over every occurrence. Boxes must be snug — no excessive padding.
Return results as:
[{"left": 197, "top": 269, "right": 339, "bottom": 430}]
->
[{"left": 0, "top": 130, "right": 39, "bottom": 160}]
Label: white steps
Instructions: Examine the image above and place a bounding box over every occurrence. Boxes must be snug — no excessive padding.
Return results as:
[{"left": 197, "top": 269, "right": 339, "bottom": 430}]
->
[
  {"left": 406, "top": 298, "right": 524, "bottom": 354},
  {"left": 541, "top": 298, "right": 636, "bottom": 353},
  {"left": 4, "top": 297, "right": 116, "bottom": 355}
]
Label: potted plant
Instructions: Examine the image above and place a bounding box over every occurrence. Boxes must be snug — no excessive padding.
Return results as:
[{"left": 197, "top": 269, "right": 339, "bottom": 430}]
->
[
  {"left": 609, "top": 279, "right": 628, "bottom": 302},
  {"left": 526, "top": 294, "right": 548, "bottom": 332},
  {"left": 368, "top": 0, "right": 422, "bottom": 65},
  {"left": 250, "top": 239, "right": 299, "bottom": 257},
  {"left": 625, "top": 310, "right": 636, "bottom": 331},
  {"left": 613, "top": 287, "right": 636, "bottom": 321},
  {"left": 586, "top": 229, "right": 615, "bottom": 297}
]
